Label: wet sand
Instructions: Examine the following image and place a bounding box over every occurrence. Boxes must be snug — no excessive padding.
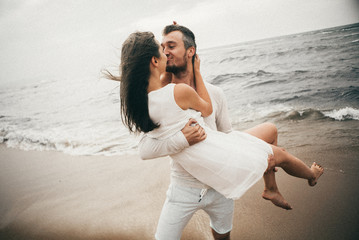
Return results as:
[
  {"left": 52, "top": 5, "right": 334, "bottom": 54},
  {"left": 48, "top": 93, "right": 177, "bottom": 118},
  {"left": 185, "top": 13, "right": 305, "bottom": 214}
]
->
[{"left": 0, "top": 144, "right": 358, "bottom": 240}]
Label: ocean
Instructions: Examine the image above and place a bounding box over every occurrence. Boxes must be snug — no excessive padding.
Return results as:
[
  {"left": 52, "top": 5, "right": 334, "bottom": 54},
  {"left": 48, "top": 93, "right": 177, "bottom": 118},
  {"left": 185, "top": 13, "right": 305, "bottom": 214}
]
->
[{"left": 0, "top": 23, "right": 358, "bottom": 170}]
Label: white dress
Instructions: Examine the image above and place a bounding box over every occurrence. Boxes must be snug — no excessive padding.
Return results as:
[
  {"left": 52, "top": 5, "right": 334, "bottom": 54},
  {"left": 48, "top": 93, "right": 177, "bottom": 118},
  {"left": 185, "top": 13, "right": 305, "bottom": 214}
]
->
[{"left": 148, "top": 84, "right": 273, "bottom": 199}]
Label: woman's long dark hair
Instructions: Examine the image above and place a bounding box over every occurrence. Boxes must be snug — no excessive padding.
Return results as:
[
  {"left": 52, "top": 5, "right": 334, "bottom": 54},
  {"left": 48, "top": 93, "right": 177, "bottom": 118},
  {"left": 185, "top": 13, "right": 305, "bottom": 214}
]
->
[{"left": 108, "top": 32, "right": 160, "bottom": 133}]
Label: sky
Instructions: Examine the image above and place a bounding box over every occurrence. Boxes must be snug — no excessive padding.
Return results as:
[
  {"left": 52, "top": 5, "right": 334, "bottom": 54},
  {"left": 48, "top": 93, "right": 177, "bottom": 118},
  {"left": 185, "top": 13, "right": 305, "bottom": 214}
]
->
[{"left": 0, "top": 0, "right": 358, "bottom": 86}]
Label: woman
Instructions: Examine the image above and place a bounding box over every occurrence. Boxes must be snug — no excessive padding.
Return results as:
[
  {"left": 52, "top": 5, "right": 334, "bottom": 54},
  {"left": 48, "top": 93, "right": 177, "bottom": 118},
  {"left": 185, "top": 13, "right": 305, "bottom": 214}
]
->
[{"left": 114, "top": 31, "right": 323, "bottom": 204}]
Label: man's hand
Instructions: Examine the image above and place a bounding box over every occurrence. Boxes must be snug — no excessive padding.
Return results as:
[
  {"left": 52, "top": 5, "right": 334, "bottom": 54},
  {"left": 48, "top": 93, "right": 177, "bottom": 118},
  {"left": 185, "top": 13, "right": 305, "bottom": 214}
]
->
[
  {"left": 265, "top": 155, "right": 278, "bottom": 174},
  {"left": 181, "top": 119, "right": 206, "bottom": 146}
]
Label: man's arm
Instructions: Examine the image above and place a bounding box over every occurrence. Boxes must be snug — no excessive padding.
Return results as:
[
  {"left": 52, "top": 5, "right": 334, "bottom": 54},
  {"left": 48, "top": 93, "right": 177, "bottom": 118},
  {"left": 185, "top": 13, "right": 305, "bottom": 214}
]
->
[
  {"left": 138, "top": 119, "right": 206, "bottom": 160},
  {"left": 215, "top": 88, "right": 232, "bottom": 133}
]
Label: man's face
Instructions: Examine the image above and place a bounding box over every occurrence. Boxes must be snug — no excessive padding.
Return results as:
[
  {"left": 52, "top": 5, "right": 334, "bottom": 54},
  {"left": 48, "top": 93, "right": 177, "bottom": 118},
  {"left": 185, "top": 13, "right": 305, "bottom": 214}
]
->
[{"left": 161, "top": 31, "right": 188, "bottom": 74}]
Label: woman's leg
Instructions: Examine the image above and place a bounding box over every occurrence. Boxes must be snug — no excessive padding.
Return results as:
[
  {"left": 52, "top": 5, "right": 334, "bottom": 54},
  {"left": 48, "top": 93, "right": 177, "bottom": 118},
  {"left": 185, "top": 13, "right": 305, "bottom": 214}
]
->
[
  {"left": 245, "top": 122, "right": 324, "bottom": 208},
  {"left": 246, "top": 123, "right": 324, "bottom": 184},
  {"left": 244, "top": 123, "right": 293, "bottom": 209},
  {"left": 244, "top": 122, "right": 278, "bottom": 172},
  {"left": 262, "top": 168, "right": 292, "bottom": 210},
  {"left": 270, "top": 145, "right": 324, "bottom": 186},
  {"left": 244, "top": 122, "right": 278, "bottom": 146}
]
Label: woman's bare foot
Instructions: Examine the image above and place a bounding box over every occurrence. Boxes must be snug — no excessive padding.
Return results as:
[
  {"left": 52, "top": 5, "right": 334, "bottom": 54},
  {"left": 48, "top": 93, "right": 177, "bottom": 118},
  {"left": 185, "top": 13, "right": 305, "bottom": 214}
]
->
[
  {"left": 262, "top": 189, "right": 292, "bottom": 210},
  {"left": 308, "top": 162, "right": 324, "bottom": 186}
]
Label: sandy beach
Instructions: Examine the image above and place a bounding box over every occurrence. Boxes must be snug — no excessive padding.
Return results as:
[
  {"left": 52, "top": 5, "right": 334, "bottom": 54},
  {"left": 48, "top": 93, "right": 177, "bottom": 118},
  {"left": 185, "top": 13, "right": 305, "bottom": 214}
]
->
[
  {"left": 0, "top": 1, "right": 358, "bottom": 239},
  {"left": 0, "top": 144, "right": 358, "bottom": 240}
]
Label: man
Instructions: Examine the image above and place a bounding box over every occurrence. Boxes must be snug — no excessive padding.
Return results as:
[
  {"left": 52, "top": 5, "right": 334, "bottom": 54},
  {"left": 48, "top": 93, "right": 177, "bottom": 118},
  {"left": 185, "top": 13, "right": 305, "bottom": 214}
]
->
[
  {"left": 139, "top": 23, "right": 233, "bottom": 240},
  {"left": 139, "top": 22, "right": 289, "bottom": 239}
]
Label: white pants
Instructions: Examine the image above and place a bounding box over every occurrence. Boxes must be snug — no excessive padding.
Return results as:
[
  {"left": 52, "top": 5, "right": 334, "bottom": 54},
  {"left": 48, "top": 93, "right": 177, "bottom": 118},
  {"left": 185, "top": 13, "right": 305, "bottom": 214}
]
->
[{"left": 155, "top": 184, "right": 234, "bottom": 240}]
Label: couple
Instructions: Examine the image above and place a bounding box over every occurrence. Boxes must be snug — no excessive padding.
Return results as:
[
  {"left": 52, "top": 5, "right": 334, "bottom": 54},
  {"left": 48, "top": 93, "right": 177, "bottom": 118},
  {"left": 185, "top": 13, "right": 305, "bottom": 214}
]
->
[{"left": 111, "top": 23, "right": 324, "bottom": 240}]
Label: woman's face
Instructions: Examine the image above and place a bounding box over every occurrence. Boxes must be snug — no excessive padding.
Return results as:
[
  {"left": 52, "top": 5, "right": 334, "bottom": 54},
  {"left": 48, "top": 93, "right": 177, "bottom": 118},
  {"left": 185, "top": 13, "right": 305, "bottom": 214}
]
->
[{"left": 157, "top": 41, "right": 167, "bottom": 74}]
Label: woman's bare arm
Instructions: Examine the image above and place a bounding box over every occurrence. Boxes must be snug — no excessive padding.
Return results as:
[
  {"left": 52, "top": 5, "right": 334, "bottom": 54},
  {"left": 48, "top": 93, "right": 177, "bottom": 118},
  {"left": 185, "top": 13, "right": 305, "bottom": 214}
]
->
[
  {"left": 193, "top": 55, "right": 212, "bottom": 113},
  {"left": 173, "top": 55, "right": 213, "bottom": 117},
  {"left": 174, "top": 83, "right": 212, "bottom": 117}
]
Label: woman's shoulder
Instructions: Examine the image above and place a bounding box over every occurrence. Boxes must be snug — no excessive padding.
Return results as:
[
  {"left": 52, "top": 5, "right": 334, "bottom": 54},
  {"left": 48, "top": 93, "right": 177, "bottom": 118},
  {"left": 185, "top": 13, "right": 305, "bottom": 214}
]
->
[
  {"left": 174, "top": 83, "right": 196, "bottom": 98},
  {"left": 149, "top": 83, "right": 175, "bottom": 95},
  {"left": 174, "top": 83, "right": 196, "bottom": 92}
]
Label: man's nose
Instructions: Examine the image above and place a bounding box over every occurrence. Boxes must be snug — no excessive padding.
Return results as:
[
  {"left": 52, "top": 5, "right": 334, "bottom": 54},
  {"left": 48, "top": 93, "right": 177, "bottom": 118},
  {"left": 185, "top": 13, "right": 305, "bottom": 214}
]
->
[{"left": 163, "top": 47, "right": 170, "bottom": 55}]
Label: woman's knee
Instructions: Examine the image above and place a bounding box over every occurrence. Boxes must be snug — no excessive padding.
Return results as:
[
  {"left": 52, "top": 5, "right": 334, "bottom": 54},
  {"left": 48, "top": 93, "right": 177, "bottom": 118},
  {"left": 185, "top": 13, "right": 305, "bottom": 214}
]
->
[
  {"left": 261, "top": 122, "right": 277, "bottom": 145},
  {"left": 264, "top": 122, "right": 278, "bottom": 136}
]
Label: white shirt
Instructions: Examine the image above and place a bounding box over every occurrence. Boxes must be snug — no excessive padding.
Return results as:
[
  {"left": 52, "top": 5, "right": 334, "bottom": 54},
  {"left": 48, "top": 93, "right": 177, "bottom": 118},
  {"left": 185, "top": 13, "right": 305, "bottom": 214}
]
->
[{"left": 138, "top": 82, "right": 232, "bottom": 188}]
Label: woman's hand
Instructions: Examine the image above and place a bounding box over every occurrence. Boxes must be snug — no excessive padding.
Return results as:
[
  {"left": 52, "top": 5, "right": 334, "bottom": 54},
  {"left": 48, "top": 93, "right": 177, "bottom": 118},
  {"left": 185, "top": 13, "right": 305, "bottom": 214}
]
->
[{"left": 194, "top": 54, "right": 201, "bottom": 72}]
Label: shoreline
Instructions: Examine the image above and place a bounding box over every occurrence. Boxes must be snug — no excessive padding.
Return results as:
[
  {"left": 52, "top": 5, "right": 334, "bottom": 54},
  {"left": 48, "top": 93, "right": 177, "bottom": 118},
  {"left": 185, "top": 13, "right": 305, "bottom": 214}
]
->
[{"left": 0, "top": 145, "right": 358, "bottom": 239}]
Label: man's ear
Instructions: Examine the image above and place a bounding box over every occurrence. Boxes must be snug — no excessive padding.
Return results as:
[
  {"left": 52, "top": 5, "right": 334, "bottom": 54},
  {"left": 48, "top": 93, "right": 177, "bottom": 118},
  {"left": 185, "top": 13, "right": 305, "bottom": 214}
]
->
[
  {"left": 151, "top": 56, "right": 158, "bottom": 66},
  {"left": 187, "top": 46, "right": 195, "bottom": 58}
]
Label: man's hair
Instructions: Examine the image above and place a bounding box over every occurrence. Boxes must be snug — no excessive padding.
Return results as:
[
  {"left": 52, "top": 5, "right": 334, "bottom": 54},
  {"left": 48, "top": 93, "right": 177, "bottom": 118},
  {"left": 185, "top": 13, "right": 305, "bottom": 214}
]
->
[{"left": 163, "top": 24, "right": 197, "bottom": 51}]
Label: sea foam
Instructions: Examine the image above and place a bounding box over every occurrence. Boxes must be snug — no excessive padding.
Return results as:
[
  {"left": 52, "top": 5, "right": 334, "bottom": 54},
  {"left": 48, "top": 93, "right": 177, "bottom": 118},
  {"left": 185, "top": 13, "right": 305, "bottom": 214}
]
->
[{"left": 323, "top": 107, "right": 359, "bottom": 121}]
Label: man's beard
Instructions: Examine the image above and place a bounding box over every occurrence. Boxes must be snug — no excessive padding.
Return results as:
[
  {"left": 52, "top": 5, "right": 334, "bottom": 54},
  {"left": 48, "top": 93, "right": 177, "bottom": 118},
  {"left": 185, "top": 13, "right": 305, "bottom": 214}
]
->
[{"left": 166, "top": 55, "right": 187, "bottom": 74}]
